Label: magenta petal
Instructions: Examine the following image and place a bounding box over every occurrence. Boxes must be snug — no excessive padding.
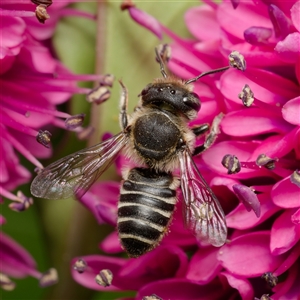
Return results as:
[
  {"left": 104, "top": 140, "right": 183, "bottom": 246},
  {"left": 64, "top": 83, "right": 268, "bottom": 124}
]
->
[
  {"left": 219, "top": 272, "right": 254, "bottom": 300},
  {"left": 270, "top": 209, "right": 300, "bottom": 255},
  {"left": 272, "top": 262, "right": 300, "bottom": 300},
  {"left": 271, "top": 176, "right": 300, "bottom": 208},
  {"left": 282, "top": 97, "right": 300, "bottom": 125},
  {"left": 232, "top": 184, "right": 261, "bottom": 217},
  {"left": 185, "top": 5, "right": 220, "bottom": 41},
  {"left": 221, "top": 108, "right": 293, "bottom": 137},
  {"left": 291, "top": 1, "right": 300, "bottom": 32},
  {"left": 291, "top": 208, "right": 300, "bottom": 225},
  {"left": 137, "top": 278, "right": 225, "bottom": 300},
  {"left": 0, "top": 232, "right": 37, "bottom": 278},
  {"left": 275, "top": 32, "right": 300, "bottom": 63},
  {"left": 226, "top": 193, "right": 280, "bottom": 230},
  {"left": 186, "top": 247, "right": 222, "bottom": 284},
  {"left": 128, "top": 7, "right": 162, "bottom": 39},
  {"left": 99, "top": 231, "right": 123, "bottom": 254},
  {"left": 71, "top": 255, "right": 126, "bottom": 291},
  {"left": 273, "top": 241, "right": 300, "bottom": 276},
  {"left": 268, "top": 4, "right": 291, "bottom": 38},
  {"left": 118, "top": 246, "right": 188, "bottom": 290},
  {"left": 218, "top": 231, "right": 285, "bottom": 277}
]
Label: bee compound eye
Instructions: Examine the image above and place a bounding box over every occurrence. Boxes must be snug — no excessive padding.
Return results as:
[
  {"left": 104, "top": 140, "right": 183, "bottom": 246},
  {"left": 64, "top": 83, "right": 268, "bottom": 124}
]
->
[{"left": 183, "top": 93, "right": 201, "bottom": 112}]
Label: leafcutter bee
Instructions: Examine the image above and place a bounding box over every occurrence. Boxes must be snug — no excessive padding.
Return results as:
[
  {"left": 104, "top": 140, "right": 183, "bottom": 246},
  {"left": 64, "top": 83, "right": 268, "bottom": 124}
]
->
[{"left": 31, "top": 46, "right": 229, "bottom": 257}]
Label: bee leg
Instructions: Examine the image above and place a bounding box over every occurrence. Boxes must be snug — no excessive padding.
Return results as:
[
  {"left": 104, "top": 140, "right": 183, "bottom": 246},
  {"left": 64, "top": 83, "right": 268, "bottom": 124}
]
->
[
  {"left": 192, "top": 123, "right": 209, "bottom": 137},
  {"left": 118, "top": 80, "right": 129, "bottom": 130},
  {"left": 193, "top": 113, "right": 224, "bottom": 156}
]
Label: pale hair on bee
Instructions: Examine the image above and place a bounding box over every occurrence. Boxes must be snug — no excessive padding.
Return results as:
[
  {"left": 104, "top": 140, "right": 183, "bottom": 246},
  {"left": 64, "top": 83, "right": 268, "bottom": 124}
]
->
[{"left": 31, "top": 45, "right": 245, "bottom": 257}]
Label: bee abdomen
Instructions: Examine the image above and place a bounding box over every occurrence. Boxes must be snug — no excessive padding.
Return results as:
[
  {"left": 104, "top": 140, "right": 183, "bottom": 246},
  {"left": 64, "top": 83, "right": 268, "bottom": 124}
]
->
[{"left": 117, "top": 168, "right": 178, "bottom": 258}]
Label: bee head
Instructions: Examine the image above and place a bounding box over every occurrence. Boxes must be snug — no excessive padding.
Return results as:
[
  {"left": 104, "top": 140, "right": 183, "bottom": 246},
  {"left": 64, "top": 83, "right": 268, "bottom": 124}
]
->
[{"left": 140, "top": 82, "right": 200, "bottom": 120}]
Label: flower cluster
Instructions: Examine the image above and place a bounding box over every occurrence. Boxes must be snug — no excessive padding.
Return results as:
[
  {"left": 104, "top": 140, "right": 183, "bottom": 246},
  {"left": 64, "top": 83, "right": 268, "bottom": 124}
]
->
[
  {"left": 0, "top": 0, "right": 104, "bottom": 290},
  {"left": 71, "top": 1, "right": 300, "bottom": 299}
]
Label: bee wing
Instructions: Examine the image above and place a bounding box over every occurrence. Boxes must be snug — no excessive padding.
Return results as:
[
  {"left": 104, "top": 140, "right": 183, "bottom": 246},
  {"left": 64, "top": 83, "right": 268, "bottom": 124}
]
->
[
  {"left": 178, "top": 149, "right": 227, "bottom": 247},
  {"left": 31, "top": 132, "right": 127, "bottom": 200}
]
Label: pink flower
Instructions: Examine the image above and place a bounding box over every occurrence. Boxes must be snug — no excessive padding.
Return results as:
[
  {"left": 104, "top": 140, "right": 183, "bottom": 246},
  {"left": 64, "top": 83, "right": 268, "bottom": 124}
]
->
[
  {"left": 70, "top": 1, "right": 300, "bottom": 299},
  {"left": 0, "top": 1, "right": 102, "bottom": 207}
]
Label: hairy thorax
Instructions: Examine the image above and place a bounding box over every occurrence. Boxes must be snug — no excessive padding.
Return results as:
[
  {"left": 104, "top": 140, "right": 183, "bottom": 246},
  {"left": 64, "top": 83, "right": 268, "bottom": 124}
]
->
[{"left": 125, "top": 107, "right": 196, "bottom": 171}]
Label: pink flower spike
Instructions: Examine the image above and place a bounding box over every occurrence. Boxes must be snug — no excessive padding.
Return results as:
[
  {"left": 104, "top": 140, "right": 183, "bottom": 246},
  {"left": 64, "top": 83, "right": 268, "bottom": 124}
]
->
[
  {"left": 122, "top": 3, "right": 162, "bottom": 40},
  {"left": 232, "top": 184, "right": 260, "bottom": 217},
  {"left": 218, "top": 231, "right": 286, "bottom": 277},
  {"left": 271, "top": 175, "right": 300, "bottom": 208},
  {"left": 99, "top": 231, "right": 123, "bottom": 254},
  {"left": 219, "top": 272, "right": 254, "bottom": 300},
  {"left": 282, "top": 97, "right": 300, "bottom": 125},
  {"left": 270, "top": 209, "right": 300, "bottom": 255},
  {"left": 275, "top": 32, "right": 300, "bottom": 63}
]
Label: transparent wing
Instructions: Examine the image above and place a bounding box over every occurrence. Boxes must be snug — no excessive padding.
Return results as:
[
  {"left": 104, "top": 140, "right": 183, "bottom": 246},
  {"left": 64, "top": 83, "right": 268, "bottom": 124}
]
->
[
  {"left": 178, "top": 149, "right": 227, "bottom": 246},
  {"left": 31, "top": 132, "right": 127, "bottom": 200}
]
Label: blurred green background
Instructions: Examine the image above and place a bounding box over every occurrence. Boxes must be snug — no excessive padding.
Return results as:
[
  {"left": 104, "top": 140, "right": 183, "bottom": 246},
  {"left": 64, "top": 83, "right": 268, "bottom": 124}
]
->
[{"left": 1, "top": 1, "right": 196, "bottom": 299}]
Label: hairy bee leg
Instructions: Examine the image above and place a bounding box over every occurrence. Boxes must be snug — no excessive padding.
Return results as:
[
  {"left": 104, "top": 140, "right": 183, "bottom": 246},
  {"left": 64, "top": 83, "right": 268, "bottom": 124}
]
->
[
  {"left": 118, "top": 80, "right": 129, "bottom": 130},
  {"left": 192, "top": 123, "right": 209, "bottom": 137},
  {"left": 193, "top": 113, "right": 224, "bottom": 156}
]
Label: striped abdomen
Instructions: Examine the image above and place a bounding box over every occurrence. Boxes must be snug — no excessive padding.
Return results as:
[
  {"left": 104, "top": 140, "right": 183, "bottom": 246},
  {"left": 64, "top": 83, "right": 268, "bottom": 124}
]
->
[{"left": 118, "top": 168, "right": 179, "bottom": 258}]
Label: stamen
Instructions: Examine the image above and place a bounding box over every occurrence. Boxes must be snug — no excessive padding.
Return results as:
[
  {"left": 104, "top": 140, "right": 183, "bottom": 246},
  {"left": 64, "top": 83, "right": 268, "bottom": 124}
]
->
[
  {"left": 65, "top": 114, "right": 85, "bottom": 130},
  {"left": 238, "top": 84, "right": 254, "bottom": 107},
  {"left": 143, "top": 294, "right": 163, "bottom": 300},
  {"left": 95, "top": 269, "right": 113, "bottom": 287},
  {"left": 221, "top": 154, "right": 241, "bottom": 174},
  {"left": 0, "top": 273, "right": 16, "bottom": 291},
  {"left": 228, "top": 51, "right": 246, "bottom": 71},
  {"left": 290, "top": 170, "right": 300, "bottom": 188},
  {"left": 73, "top": 258, "right": 88, "bottom": 274},
  {"left": 256, "top": 154, "right": 277, "bottom": 170},
  {"left": 86, "top": 86, "right": 111, "bottom": 105},
  {"left": 9, "top": 191, "right": 34, "bottom": 212},
  {"left": 39, "top": 268, "right": 58, "bottom": 288},
  {"left": 36, "top": 130, "right": 52, "bottom": 148},
  {"left": 35, "top": 4, "right": 49, "bottom": 24},
  {"left": 77, "top": 126, "right": 94, "bottom": 140},
  {"left": 261, "top": 272, "right": 278, "bottom": 288}
]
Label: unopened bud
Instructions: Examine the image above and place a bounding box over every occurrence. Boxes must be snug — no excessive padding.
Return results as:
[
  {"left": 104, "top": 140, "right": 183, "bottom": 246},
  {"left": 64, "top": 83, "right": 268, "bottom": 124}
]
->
[
  {"left": 36, "top": 130, "right": 51, "bottom": 148},
  {"left": 229, "top": 50, "right": 246, "bottom": 71},
  {"left": 95, "top": 269, "right": 113, "bottom": 287}
]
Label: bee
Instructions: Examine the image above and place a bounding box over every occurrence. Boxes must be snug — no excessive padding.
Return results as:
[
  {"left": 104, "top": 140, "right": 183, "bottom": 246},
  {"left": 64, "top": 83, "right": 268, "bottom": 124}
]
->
[{"left": 31, "top": 46, "right": 229, "bottom": 258}]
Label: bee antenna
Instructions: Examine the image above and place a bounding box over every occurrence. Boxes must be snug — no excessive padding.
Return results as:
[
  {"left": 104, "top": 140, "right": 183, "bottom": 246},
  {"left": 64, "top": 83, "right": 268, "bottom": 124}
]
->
[
  {"left": 185, "top": 66, "right": 230, "bottom": 85},
  {"left": 155, "top": 47, "right": 168, "bottom": 79}
]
